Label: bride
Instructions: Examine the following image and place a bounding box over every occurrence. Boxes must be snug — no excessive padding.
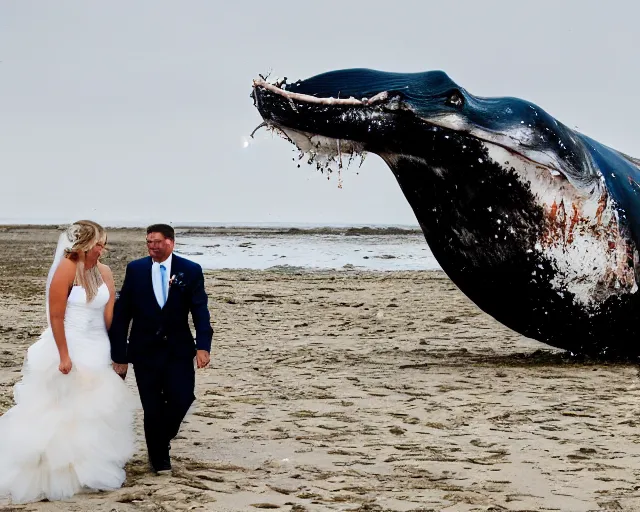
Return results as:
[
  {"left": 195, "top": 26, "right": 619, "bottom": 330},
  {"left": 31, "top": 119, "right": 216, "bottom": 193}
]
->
[{"left": 0, "top": 220, "right": 136, "bottom": 504}]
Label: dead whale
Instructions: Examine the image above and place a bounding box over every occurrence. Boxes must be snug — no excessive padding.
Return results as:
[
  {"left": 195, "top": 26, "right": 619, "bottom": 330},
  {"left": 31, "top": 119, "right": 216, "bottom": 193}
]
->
[{"left": 251, "top": 68, "right": 640, "bottom": 358}]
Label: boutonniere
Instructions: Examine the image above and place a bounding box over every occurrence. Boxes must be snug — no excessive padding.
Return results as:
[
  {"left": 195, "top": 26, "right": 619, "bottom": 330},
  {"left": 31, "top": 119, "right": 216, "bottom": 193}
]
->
[{"left": 169, "top": 272, "right": 186, "bottom": 289}]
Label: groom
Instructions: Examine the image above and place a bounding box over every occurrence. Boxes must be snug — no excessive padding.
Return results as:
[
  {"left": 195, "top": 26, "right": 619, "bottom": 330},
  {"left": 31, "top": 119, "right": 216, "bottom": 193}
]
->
[{"left": 109, "top": 224, "right": 213, "bottom": 474}]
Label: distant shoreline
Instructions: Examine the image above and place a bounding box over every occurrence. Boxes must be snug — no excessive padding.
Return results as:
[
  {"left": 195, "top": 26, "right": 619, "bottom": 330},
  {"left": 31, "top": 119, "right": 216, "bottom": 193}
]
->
[{"left": 0, "top": 224, "right": 423, "bottom": 236}]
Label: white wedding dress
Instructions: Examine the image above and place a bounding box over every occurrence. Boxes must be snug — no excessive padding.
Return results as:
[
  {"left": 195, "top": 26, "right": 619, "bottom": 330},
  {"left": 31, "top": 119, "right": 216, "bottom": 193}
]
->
[{"left": 0, "top": 282, "right": 136, "bottom": 504}]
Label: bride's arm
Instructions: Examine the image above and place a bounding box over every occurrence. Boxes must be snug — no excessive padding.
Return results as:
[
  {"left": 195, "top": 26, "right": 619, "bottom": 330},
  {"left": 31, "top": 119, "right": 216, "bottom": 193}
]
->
[
  {"left": 49, "top": 258, "right": 76, "bottom": 373},
  {"left": 100, "top": 264, "right": 116, "bottom": 331}
]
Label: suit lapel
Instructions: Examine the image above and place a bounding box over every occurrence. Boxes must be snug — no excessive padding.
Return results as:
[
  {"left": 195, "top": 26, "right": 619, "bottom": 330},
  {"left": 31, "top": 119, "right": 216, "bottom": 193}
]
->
[{"left": 163, "top": 253, "right": 182, "bottom": 311}]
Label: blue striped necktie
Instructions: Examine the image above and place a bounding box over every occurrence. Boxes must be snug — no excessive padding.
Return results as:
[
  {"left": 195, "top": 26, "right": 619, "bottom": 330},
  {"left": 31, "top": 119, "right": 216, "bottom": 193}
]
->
[{"left": 159, "top": 264, "right": 167, "bottom": 307}]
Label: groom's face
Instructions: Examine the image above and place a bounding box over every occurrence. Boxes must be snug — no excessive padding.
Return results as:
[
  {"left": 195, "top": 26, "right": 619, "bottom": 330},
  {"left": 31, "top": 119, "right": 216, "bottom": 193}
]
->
[{"left": 146, "top": 232, "right": 174, "bottom": 262}]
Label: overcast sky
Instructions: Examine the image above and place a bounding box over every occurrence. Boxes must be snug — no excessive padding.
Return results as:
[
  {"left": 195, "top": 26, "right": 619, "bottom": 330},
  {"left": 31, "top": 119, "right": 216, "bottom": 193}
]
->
[{"left": 1, "top": 1, "right": 638, "bottom": 226}]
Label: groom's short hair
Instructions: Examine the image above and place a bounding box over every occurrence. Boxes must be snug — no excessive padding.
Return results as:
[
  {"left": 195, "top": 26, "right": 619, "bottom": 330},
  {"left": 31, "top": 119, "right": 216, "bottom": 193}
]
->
[{"left": 147, "top": 223, "right": 175, "bottom": 241}]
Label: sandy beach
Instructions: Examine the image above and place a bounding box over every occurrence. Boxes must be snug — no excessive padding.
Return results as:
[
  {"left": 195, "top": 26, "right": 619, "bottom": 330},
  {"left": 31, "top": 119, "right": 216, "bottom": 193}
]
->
[{"left": 2, "top": 226, "right": 640, "bottom": 512}]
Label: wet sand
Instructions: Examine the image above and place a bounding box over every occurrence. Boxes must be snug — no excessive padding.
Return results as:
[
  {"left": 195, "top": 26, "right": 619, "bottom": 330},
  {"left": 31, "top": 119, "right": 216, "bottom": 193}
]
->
[{"left": 1, "top": 226, "right": 640, "bottom": 511}]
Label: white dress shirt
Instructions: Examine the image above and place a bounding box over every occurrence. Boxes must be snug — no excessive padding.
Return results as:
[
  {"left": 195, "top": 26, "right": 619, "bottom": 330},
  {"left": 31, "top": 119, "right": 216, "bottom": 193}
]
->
[{"left": 151, "top": 253, "right": 173, "bottom": 308}]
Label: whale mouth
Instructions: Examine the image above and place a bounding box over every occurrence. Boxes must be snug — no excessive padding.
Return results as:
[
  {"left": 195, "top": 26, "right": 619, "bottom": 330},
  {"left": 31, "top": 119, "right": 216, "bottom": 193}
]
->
[
  {"left": 251, "top": 78, "right": 403, "bottom": 177},
  {"left": 251, "top": 78, "right": 597, "bottom": 194}
]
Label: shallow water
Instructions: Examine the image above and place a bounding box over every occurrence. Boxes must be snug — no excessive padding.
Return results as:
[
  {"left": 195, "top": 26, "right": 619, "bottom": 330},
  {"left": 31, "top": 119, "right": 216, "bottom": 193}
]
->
[{"left": 175, "top": 232, "right": 440, "bottom": 271}]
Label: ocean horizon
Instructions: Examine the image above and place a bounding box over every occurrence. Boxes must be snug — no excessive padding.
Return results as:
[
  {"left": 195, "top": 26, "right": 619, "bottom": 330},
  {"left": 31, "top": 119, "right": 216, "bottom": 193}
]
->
[{"left": 0, "top": 218, "right": 421, "bottom": 230}]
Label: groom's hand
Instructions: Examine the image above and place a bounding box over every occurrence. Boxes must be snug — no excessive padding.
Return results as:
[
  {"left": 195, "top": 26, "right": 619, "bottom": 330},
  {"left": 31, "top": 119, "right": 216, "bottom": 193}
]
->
[
  {"left": 196, "top": 350, "right": 210, "bottom": 369},
  {"left": 113, "top": 362, "right": 128, "bottom": 379}
]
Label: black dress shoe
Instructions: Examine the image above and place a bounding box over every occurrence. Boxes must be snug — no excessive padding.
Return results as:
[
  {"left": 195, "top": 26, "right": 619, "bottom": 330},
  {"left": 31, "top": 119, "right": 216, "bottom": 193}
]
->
[
  {"left": 151, "top": 457, "right": 172, "bottom": 475},
  {"left": 149, "top": 447, "right": 172, "bottom": 475}
]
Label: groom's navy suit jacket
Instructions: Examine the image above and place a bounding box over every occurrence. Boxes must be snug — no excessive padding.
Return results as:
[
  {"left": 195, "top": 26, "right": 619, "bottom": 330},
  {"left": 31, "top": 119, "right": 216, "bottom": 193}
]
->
[{"left": 109, "top": 254, "right": 213, "bottom": 364}]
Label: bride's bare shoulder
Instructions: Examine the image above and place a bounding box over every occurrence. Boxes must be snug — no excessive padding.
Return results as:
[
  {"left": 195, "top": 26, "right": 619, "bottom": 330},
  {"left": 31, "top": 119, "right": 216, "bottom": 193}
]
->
[
  {"left": 97, "top": 262, "right": 113, "bottom": 279},
  {"left": 49, "top": 257, "right": 76, "bottom": 288},
  {"left": 55, "top": 256, "right": 77, "bottom": 274},
  {"left": 98, "top": 262, "right": 116, "bottom": 287}
]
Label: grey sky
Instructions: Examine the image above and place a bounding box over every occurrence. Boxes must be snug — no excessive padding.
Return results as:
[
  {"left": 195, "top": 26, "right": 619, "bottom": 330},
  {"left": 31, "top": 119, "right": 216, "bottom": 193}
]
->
[{"left": 1, "top": 1, "right": 638, "bottom": 226}]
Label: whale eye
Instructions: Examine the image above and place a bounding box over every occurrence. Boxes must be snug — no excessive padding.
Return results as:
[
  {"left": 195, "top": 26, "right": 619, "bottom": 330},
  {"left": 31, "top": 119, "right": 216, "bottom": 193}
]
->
[{"left": 446, "top": 90, "right": 464, "bottom": 108}]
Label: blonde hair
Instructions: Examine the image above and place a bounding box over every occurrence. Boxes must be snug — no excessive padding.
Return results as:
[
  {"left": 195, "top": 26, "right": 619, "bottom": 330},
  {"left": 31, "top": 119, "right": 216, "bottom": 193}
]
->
[{"left": 64, "top": 220, "right": 107, "bottom": 302}]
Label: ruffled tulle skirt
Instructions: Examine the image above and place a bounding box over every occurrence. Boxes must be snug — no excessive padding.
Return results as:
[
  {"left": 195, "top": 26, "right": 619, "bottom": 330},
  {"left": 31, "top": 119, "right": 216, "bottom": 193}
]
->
[{"left": 0, "top": 327, "right": 136, "bottom": 504}]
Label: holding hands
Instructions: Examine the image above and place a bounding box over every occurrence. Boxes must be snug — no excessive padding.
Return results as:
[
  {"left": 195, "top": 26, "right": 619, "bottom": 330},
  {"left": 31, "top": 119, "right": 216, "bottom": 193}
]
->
[{"left": 112, "top": 363, "right": 128, "bottom": 379}]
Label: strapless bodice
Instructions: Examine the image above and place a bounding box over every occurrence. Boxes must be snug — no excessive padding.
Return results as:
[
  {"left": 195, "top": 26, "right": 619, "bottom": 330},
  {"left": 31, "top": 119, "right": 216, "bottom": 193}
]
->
[{"left": 64, "top": 283, "right": 109, "bottom": 332}]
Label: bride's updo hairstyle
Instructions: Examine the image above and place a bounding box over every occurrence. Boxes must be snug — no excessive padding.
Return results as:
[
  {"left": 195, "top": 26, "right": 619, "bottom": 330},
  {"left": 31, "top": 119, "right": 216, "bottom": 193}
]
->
[{"left": 64, "top": 220, "right": 107, "bottom": 302}]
